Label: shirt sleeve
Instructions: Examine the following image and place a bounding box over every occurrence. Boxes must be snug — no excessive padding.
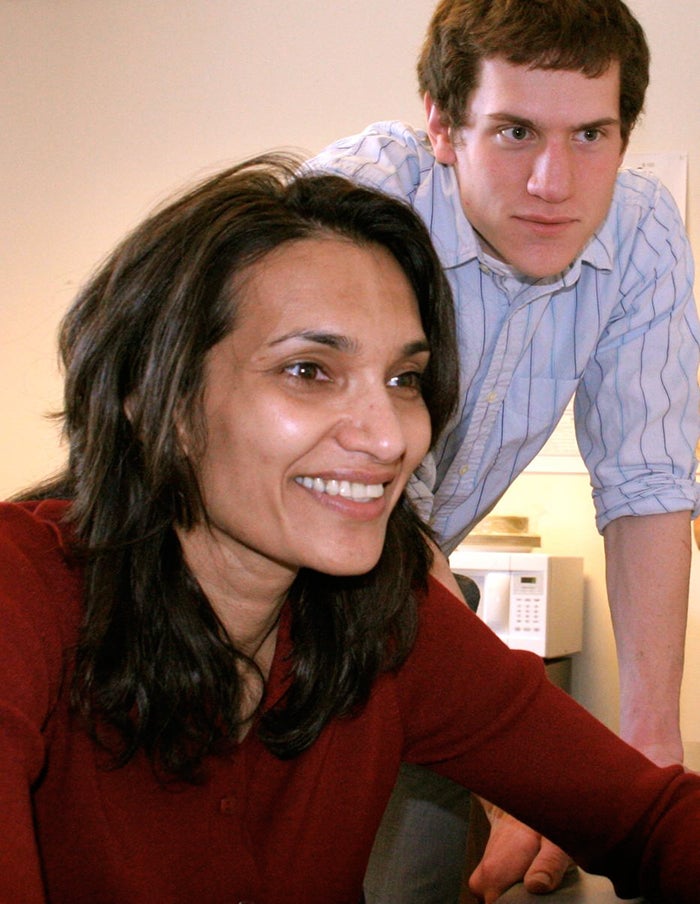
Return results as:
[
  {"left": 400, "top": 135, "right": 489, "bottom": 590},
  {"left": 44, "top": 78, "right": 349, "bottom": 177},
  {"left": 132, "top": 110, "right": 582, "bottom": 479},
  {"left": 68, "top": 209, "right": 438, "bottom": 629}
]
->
[
  {"left": 0, "top": 502, "right": 80, "bottom": 904},
  {"left": 308, "top": 121, "right": 432, "bottom": 204},
  {"left": 575, "top": 174, "right": 700, "bottom": 530},
  {"left": 395, "top": 577, "right": 700, "bottom": 902}
]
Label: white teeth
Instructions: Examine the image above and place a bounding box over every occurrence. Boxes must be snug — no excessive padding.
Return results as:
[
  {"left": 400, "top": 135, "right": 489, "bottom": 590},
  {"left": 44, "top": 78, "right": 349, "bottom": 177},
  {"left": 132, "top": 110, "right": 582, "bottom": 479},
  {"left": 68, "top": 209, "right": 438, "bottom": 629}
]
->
[{"left": 296, "top": 476, "right": 385, "bottom": 502}]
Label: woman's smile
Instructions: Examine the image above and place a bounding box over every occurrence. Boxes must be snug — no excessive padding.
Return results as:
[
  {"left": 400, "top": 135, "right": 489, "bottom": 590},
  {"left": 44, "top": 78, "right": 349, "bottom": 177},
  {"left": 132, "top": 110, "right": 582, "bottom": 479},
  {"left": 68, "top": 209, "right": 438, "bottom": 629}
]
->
[{"left": 294, "top": 475, "right": 386, "bottom": 502}]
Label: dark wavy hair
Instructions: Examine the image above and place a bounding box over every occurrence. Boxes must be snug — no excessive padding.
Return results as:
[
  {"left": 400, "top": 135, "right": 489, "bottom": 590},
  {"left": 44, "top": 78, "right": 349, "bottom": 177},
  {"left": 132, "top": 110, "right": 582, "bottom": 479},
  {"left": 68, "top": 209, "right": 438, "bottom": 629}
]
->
[
  {"left": 37, "top": 154, "right": 458, "bottom": 781},
  {"left": 417, "top": 0, "right": 649, "bottom": 145}
]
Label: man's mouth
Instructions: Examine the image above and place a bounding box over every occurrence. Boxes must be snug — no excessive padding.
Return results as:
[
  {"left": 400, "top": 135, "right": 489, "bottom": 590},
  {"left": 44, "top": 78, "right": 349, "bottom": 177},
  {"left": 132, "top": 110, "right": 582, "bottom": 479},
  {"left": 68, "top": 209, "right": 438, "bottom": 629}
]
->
[{"left": 516, "top": 214, "right": 576, "bottom": 228}]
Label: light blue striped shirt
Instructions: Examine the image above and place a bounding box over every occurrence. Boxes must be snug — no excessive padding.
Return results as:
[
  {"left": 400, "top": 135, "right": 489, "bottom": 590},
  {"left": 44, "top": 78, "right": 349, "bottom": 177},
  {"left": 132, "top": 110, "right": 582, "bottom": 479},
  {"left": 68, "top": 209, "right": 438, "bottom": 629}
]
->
[{"left": 311, "top": 122, "right": 700, "bottom": 554}]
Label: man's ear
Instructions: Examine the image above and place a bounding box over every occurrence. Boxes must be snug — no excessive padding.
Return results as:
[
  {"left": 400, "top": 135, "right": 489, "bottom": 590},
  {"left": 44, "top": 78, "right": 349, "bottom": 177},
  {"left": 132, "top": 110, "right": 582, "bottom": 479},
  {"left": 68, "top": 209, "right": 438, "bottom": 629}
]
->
[{"left": 424, "top": 93, "right": 457, "bottom": 166}]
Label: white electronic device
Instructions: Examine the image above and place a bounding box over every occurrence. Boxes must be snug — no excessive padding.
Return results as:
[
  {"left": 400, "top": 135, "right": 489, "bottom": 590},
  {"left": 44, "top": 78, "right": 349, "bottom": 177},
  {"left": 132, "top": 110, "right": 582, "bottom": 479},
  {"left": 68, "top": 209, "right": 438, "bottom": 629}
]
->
[{"left": 449, "top": 549, "right": 583, "bottom": 659}]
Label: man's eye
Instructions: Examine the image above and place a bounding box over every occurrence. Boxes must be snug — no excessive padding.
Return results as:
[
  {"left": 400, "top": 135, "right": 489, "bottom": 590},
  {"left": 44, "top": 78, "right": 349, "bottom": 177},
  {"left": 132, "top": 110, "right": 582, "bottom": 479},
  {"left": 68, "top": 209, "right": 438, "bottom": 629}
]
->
[
  {"left": 502, "top": 125, "right": 531, "bottom": 141},
  {"left": 285, "top": 362, "right": 327, "bottom": 381},
  {"left": 578, "top": 128, "right": 601, "bottom": 142}
]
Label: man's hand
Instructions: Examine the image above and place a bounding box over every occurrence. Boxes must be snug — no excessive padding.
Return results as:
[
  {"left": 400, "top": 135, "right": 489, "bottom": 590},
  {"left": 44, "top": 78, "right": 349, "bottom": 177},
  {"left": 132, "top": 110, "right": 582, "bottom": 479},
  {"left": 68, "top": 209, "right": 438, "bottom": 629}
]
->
[{"left": 468, "top": 803, "right": 575, "bottom": 903}]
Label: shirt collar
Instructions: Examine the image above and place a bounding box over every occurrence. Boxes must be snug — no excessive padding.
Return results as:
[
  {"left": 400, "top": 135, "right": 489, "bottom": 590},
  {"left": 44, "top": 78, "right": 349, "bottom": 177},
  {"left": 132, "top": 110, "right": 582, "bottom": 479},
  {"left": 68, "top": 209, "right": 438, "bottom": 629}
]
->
[{"left": 578, "top": 208, "right": 615, "bottom": 271}]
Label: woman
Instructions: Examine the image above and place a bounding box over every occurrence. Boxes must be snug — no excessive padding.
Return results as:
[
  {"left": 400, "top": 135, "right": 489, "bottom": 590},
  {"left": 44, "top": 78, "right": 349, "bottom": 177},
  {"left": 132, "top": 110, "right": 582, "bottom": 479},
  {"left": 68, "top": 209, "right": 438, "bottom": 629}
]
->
[{"left": 1, "top": 155, "right": 698, "bottom": 904}]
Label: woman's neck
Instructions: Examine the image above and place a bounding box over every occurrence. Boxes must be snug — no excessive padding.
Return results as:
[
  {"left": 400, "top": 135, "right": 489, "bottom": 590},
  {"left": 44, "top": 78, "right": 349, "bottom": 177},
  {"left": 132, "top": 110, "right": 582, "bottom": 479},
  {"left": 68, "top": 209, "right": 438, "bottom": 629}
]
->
[{"left": 176, "top": 522, "right": 294, "bottom": 669}]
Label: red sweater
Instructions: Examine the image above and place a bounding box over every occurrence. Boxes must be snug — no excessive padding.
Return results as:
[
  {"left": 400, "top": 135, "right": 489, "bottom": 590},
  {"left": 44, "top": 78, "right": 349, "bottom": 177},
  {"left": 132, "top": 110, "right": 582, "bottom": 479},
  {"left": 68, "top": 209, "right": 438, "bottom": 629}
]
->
[{"left": 0, "top": 499, "right": 698, "bottom": 904}]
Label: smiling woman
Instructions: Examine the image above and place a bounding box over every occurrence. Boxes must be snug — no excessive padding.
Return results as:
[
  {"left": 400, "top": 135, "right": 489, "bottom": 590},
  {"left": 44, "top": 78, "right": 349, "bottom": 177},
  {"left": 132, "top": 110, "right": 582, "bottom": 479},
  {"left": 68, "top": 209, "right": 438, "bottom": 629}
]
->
[
  {"left": 3, "top": 154, "right": 700, "bottom": 904},
  {"left": 29, "top": 153, "right": 459, "bottom": 765},
  {"left": 187, "top": 238, "right": 433, "bottom": 595}
]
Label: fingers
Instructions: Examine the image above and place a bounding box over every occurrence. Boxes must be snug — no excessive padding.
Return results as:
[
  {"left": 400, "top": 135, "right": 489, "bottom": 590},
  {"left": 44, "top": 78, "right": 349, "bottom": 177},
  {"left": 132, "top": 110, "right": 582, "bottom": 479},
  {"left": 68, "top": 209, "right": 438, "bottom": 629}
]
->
[
  {"left": 469, "top": 824, "right": 575, "bottom": 902},
  {"left": 523, "top": 837, "right": 576, "bottom": 894},
  {"left": 467, "top": 813, "right": 542, "bottom": 903}
]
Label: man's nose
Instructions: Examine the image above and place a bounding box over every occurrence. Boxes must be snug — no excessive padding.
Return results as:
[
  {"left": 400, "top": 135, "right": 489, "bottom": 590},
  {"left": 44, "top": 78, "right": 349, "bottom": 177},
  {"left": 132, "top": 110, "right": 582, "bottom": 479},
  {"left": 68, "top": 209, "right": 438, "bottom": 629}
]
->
[{"left": 527, "top": 141, "right": 574, "bottom": 203}]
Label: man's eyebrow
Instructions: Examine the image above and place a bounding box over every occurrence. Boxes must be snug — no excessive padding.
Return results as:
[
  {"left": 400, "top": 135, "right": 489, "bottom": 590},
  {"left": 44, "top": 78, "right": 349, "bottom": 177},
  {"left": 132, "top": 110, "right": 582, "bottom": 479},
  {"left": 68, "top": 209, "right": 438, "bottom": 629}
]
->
[
  {"left": 487, "top": 112, "right": 538, "bottom": 130},
  {"left": 487, "top": 112, "right": 621, "bottom": 131},
  {"left": 570, "top": 116, "right": 621, "bottom": 131}
]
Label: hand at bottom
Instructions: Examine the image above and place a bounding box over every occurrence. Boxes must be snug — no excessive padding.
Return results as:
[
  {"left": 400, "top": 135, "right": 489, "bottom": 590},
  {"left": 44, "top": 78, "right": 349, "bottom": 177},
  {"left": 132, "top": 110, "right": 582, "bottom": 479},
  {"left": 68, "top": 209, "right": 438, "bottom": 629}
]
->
[{"left": 468, "top": 803, "right": 575, "bottom": 903}]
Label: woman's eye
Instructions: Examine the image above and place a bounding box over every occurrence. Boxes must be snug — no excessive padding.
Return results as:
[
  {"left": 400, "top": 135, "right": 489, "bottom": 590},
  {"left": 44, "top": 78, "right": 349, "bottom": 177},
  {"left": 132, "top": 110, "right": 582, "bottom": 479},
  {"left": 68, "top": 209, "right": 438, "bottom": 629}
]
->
[
  {"left": 388, "top": 371, "right": 424, "bottom": 392},
  {"left": 284, "top": 361, "right": 328, "bottom": 381}
]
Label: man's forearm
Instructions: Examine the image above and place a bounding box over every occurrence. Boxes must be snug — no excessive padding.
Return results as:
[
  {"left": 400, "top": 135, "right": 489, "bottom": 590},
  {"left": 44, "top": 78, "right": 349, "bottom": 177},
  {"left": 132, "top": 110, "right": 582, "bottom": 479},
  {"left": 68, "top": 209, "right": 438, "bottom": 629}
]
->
[{"left": 603, "top": 510, "right": 691, "bottom": 765}]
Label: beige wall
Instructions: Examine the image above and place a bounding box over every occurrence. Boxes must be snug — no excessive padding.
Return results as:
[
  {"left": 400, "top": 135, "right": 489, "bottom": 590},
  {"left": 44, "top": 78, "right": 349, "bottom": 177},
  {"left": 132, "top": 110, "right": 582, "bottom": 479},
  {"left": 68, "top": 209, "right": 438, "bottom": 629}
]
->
[
  {"left": 2, "top": 1, "right": 699, "bottom": 744},
  {"left": 1, "top": 0, "right": 433, "bottom": 498}
]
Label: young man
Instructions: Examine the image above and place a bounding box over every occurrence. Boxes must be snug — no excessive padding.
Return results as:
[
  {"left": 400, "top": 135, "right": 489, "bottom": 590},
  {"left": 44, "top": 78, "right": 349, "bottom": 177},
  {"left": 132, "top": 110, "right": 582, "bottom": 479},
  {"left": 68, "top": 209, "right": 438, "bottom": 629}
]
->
[{"left": 312, "top": 0, "right": 700, "bottom": 900}]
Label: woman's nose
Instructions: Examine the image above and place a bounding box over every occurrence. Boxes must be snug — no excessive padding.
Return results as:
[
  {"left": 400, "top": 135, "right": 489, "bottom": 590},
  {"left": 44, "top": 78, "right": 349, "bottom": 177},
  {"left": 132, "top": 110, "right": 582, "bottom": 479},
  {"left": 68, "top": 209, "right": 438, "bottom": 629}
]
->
[{"left": 334, "top": 390, "right": 407, "bottom": 462}]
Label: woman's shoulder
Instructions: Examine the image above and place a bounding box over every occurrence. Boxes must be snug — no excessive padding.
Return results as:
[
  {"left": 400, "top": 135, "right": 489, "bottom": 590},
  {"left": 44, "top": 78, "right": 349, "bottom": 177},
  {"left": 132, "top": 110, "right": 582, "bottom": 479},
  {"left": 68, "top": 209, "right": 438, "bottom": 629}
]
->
[
  {"left": 0, "top": 498, "right": 82, "bottom": 631},
  {"left": 0, "top": 498, "right": 75, "bottom": 562},
  {"left": 411, "top": 574, "right": 526, "bottom": 676},
  {"left": 417, "top": 574, "right": 479, "bottom": 630},
  {"left": 1, "top": 496, "right": 71, "bottom": 531},
  {"left": 0, "top": 499, "right": 83, "bottom": 757}
]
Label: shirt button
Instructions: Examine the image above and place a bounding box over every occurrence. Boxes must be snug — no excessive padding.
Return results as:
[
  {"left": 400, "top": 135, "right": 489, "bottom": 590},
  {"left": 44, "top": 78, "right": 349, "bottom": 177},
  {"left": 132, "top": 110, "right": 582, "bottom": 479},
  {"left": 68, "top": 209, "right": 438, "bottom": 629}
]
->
[
  {"left": 487, "top": 391, "right": 498, "bottom": 403},
  {"left": 479, "top": 263, "right": 490, "bottom": 274},
  {"left": 220, "top": 796, "right": 237, "bottom": 814},
  {"left": 459, "top": 465, "right": 469, "bottom": 475}
]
